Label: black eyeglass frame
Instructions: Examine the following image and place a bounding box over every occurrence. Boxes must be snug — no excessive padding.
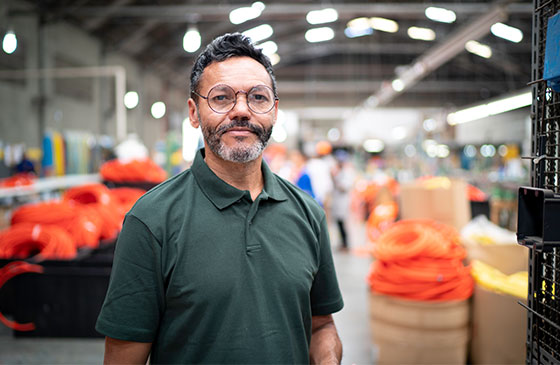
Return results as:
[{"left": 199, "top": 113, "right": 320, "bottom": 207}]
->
[{"left": 192, "top": 84, "right": 278, "bottom": 114}]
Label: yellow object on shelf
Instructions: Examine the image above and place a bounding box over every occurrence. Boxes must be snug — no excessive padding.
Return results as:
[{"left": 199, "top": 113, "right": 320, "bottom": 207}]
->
[{"left": 471, "top": 260, "right": 528, "bottom": 299}]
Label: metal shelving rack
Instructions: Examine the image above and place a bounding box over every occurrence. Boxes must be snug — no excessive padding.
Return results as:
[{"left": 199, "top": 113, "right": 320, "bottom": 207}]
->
[{"left": 523, "top": 1, "right": 560, "bottom": 363}]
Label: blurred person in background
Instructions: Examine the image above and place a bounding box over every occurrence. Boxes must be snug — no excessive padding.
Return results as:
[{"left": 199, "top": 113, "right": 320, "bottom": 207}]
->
[
  {"left": 330, "top": 151, "right": 355, "bottom": 252},
  {"left": 96, "top": 33, "right": 343, "bottom": 365}
]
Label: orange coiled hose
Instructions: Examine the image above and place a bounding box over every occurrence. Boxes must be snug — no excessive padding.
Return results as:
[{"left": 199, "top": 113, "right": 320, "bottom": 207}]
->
[
  {"left": 0, "top": 173, "right": 36, "bottom": 188},
  {"left": 63, "top": 184, "right": 122, "bottom": 240},
  {"left": 368, "top": 219, "right": 473, "bottom": 302},
  {"left": 100, "top": 158, "right": 167, "bottom": 183},
  {"left": 11, "top": 201, "right": 101, "bottom": 249},
  {"left": 0, "top": 261, "right": 43, "bottom": 331},
  {"left": 109, "top": 187, "right": 145, "bottom": 216},
  {"left": 0, "top": 223, "right": 77, "bottom": 260}
]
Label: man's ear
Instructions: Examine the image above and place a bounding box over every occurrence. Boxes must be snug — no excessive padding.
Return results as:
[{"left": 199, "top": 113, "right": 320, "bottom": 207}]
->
[{"left": 187, "top": 98, "right": 200, "bottom": 128}]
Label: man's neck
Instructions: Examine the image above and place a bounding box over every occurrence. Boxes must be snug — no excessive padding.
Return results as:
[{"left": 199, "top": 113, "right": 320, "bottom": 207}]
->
[{"left": 204, "top": 150, "right": 264, "bottom": 201}]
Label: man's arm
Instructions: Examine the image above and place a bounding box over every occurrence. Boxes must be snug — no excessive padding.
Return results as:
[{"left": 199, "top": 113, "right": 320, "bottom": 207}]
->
[
  {"left": 103, "top": 336, "right": 152, "bottom": 365},
  {"left": 309, "top": 314, "right": 342, "bottom": 365}
]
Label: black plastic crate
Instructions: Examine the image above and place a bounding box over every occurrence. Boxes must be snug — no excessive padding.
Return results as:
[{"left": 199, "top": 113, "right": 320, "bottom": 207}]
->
[{"left": 0, "top": 243, "right": 114, "bottom": 338}]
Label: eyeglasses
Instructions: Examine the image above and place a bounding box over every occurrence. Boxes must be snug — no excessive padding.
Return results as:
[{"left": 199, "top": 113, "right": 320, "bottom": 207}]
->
[{"left": 193, "top": 84, "right": 277, "bottom": 114}]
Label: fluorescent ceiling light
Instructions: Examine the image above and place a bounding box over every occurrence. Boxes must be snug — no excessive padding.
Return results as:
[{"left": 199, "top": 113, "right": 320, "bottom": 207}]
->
[
  {"left": 425, "top": 7, "right": 456, "bottom": 23},
  {"left": 151, "top": 101, "right": 166, "bottom": 119},
  {"left": 391, "top": 79, "right": 405, "bottom": 92},
  {"left": 491, "top": 22, "right": 523, "bottom": 43},
  {"left": 447, "top": 91, "right": 531, "bottom": 125},
  {"left": 256, "top": 40, "right": 278, "bottom": 56},
  {"left": 465, "top": 40, "right": 492, "bottom": 58},
  {"left": 306, "top": 8, "right": 338, "bottom": 25},
  {"left": 229, "top": 2, "right": 265, "bottom": 25},
  {"left": 2, "top": 30, "right": 17, "bottom": 54},
  {"left": 391, "top": 126, "right": 408, "bottom": 140},
  {"left": 344, "top": 27, "right": 373, "bottom": 38},
  {"left": 370, "top": 17, "right": 398, "bottom": 33},
  {"left": 243, "top": 24, "right": 274, "bottom": 43},
  {"left": 183, "top": 27, "right": 201, "bottom": 53},
  {"left": 124, "top": 91, "right": 139, "bottom": 109},
  {"left": 363, "top": 139, "right": 385, "bottom": 153},
  {"left": 305, "top": 27, "right": 335, "bottom": 43},
  {"left": 345, "top": 17, "right": 373, "bottom": 38},
  {"left": 269, "top": 53, "right": 281, "bottom": 66},
  {"left": 407, "top": 26, "right": 436, "bottom": 41}
]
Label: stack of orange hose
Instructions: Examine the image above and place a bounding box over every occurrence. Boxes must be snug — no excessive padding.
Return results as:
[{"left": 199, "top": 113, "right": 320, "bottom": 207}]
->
[
  {"left": 0, "top": 223, "right": 77, "bottom": 260},
  {"left": 0, "top": 173, "right": 36, "bottom": 188},
  {"left": 63, "top": 183, "right": 123, "bottom": 240},
  {"left": 109, "top": 187, "right": 145, "bottom": 216},
  {"left": 11, "top": 201, "right": 102, "bottom": 249},
  {"left": 368, "top": 219, "right": 474, "bottom": 301},
  {"left": 100, "top": 158, "right": 167, "bottom": 183}
]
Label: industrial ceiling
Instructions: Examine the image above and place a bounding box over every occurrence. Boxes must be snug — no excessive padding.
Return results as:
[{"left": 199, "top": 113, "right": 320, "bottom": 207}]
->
[{"left": 6, "top": 1, "right": 533, "bottom": 112}]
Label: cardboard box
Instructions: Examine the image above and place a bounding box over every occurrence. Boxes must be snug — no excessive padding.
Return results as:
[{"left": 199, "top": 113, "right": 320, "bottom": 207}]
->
[
  {"left": 399, "top": 179, "right": 471, "bottom": 231},
  {"left": 463, "top": 238, "right": 528, "bottom": 275},
  {"left": 470, "top": 286, "right": 527, "bottom": 364},
  {"left": 369, "top": 293, "right": 469, "bottom": 364}
]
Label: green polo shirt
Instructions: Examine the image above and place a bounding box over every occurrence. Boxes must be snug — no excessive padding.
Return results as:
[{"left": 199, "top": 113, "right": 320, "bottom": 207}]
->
[{"left": 96, "top": 148, "right": 343, "bottom": 364}]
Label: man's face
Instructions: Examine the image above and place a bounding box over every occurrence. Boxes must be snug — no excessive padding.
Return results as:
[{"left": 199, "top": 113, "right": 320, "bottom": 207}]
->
[{"left": 188, "top": 56, "right": 278, "bottom": 163}]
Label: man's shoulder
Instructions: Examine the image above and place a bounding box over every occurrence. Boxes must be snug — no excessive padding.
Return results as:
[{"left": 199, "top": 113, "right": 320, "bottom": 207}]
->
[
  {"left": 131, "top": 168, "right": 194, "bottom": 215},
  {"left": 271, "top": 173, "right": 326, "bottom": 219}
]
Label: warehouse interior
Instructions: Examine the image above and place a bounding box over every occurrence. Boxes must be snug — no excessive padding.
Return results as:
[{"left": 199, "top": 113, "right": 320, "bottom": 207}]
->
[{"left": 0, "top": 0, "right": 559, "bottom": 364}]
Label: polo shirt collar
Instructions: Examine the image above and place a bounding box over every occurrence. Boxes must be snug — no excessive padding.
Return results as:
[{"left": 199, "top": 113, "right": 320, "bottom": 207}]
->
[{"left": 192, "top": 148, "right": 287, "bottom": 210}]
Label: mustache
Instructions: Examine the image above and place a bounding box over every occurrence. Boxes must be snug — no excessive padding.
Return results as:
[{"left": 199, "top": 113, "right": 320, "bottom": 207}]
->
[{"left": 216, "top": 119, "right": 265, "bottom": 137}]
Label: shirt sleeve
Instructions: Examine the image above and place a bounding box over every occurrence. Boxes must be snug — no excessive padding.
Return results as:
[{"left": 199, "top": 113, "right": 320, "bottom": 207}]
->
[
  {"left": 309, "top": 215, "right": 344, "bottom": 316},
  {"left": 95, "top": 214, "right": 164, "bottom": 342}
]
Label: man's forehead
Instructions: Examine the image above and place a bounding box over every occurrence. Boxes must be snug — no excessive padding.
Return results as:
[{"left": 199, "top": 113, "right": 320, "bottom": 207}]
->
[{"left": 200, "top": 56, "right": 272, "bottom": 87}]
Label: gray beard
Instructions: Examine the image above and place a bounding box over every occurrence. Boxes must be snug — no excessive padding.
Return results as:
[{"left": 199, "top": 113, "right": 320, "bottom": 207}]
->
[{"left": 199, "top": 113, "right": 273, "bottom": 163}]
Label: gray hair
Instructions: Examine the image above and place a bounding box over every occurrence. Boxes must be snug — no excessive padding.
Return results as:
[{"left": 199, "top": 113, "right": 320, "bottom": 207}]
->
[{"left": 189, "top": 33, "right": 277, "bottom": 100}]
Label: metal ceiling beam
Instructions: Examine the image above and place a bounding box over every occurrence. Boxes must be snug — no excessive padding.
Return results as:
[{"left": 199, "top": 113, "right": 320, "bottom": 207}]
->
[
  {"left": 83, "top": 0, "right": 134, "bottom": 31},
  {"left": 42, "top": 2, "right": 531, "bottom": 19},
  {"left": 365, "top": 4, "right": 508, "bottom": 107}
]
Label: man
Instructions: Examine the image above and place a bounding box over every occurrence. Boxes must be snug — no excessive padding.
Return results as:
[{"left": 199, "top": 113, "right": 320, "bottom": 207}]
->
[{"left": 96, "top": 33, "right": 344, "bottom": 364}]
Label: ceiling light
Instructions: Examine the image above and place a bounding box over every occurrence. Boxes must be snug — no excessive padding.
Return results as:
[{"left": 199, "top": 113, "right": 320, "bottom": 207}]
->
[
  {"left": 363, "top": 139, "right": 384, "bottom": 153},
  {"left": 465, "top": 40, "right": 492, "bottom": 58},
  {"left": 436, "top": 144, "right": 450, "bottom": 158},
  {"left": 345, "top": 17, "right": 373, "bottom": 38},
  {"left": 305, "top": 27, "right": 335, "bottom": 43},
  {"left": 425, "top": 7, "right": 456, "bottom": 23},
  {"left": 404, "top": 144, "right": 416, "bottom": 157},
  {"left": 306, "top": 8, "right": 338, "bottom": 25},
  {"left": 407, "top": 26, "right": 436, "bottom": 41},
  {"left": 229, "top": 2, "right": 265, "bottom": 25},
  {"left": 183, "top": 27, "right": 201, "bottom": 53},
  {"left": 243, "top": 24, "right": 274, "bottom": 43},
  {"left": 124, "top": 91, "right": 139, "bottom": 109},
  {"left": 391, "top": 126, "right": 408, "bottom": 140},
  {"left": 2, "top": 30, "right": 17, "bottom": 54},
  {"left": 256, "top": 40, "right": 278, "bottom": 57},
  {"left": 391, "top": 79, "right": 405, "bottom": 92},
  {"left": 370, "top": 17, "right": 398, "bottom": 33},
  {"left": 268, "top": 53, "right": 281, "bottom": 66},
  {"left": 486, "top": 92, "right": 532, "bottom": 115},
  {"left": 491, "top": 22, "right": 523, "bottom": 43},
  {"left": 498, "top": 144, "right": 508, "bottom": 157},
  {"left": 151, "top": 101, "right": 166, "bottom": 119},
  {"left": 423, "top": 118, "right": 437, "bottom": 132},
  {"left": 447, "top": 91, "right": 531, "bottom": 125}
]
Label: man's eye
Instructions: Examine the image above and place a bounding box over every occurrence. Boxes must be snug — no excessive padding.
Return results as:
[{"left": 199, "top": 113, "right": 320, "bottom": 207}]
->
[{"left": 251, "top": 94, "right": 268, "bottom": 102}]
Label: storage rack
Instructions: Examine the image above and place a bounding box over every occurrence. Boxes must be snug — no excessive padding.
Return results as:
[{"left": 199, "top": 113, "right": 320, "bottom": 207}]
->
[{"left": 523, "top": 0, "right": 560, "bottom": 363}]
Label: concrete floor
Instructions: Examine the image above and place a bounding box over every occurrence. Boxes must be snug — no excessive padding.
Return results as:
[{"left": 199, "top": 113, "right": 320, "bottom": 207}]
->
[{"left": 0, "top": 221, "right": 374, "bottom": 364}]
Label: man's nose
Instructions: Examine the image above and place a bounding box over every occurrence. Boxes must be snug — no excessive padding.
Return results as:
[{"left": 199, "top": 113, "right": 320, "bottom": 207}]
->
[{"left": 228, "top": 92, "right": 251, "bottom": 117}]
